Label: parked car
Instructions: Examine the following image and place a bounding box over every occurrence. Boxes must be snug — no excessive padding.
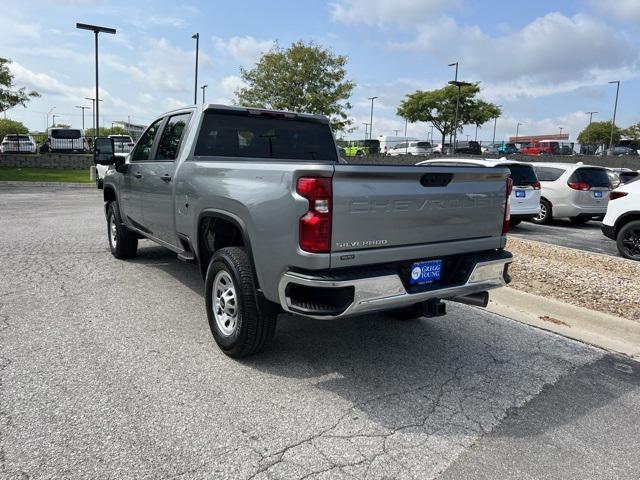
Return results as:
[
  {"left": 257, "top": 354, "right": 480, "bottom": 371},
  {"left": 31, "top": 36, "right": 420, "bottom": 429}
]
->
[
  {"left": 378, "top": 135, "right": 418, "bottom": 155},
  {"left": 530, "top": 162, "right": 611, "bottom": 224},
  {"left": 454, "top": 140, "right": 482, "bottom": 155},
  {"left": 418, "top": 158, "right": 540, "bottom": 226},
  {"left": 94, "top": 104, "right": 513, "bottom": 357},
  {"left": 498, "top": 143, "right": 518, "bottom": 155},
  {"left": 109, "top": 134, "right": 135, "bottom": 155},
  {"left": 607, "top": 146, "right": 638, "bottom": 156},
  {"left": 343, "top": 139, "right": 380, "bottom": 156},
  {"left": 602, "top": 178, "right": 640, "bottom": 260},
  {"left": 614, "top": 168, "right": 639, "bottom": 185},
  {"left": 0, "top": 134, "right": 37, "bottom": 153},
  {"left": 387, "top": 141, "right": 432, "bottom": 156},
  {"left": 49, "top": 128, "right": 87, "bottom": 153},
  {"left": 482, "top": 144, "right": 500, "bottom": 155},
  {"left": 522, "top": 140, "right": 559, "bottom": 156}
]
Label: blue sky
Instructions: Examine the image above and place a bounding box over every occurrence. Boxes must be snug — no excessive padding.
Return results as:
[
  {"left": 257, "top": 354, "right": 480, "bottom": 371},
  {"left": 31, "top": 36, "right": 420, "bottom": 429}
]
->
[{"left": 2, "top": 0, "right": 639, "bottom": 142}]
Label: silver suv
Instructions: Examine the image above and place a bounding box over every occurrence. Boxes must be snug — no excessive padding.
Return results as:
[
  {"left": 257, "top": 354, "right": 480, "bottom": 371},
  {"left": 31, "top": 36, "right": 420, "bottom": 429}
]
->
[{"left": 530, "top": 162, "right": 611, "bottom": 224}]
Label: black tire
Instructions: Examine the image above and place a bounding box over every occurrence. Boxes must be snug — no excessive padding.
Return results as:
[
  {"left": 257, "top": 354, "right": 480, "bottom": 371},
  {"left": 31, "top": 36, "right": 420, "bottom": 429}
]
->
[
  {"left": 616, "top": 220, "right": 640, "bottom": 261},
  {"left": 107, "top": 202, "right": 138, "bottom": 259},
  {"left": 387, "top": 304, "right": 421, "bottom": 320},
  {"left": 531, "top": 198, "right": 552, "bottom": 225},
  {"left": 509, "top": 218, "right": 522, "bottom": 227},
  {"left": 96, "top": 179, "right": 103, "bottom": 190},
  {"left": 569, "top": 216, "right": 591, "bottom": 225},
  {"left": 205, "top": 247, "right": 277, "bottom": 357}
]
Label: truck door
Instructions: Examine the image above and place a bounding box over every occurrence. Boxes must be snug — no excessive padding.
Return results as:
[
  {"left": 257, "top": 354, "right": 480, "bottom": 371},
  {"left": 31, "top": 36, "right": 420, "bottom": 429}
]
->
[
  {"left": 122, "top": 118, "right": 164, "bottom": 232},
  {"left": 140, "top": 112, "right": 193, "bottom": 247}
]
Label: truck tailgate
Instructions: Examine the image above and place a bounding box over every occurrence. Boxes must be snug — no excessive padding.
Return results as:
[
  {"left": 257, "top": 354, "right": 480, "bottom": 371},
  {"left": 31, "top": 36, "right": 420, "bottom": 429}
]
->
[{"left": 331, "top": 165, "right": 509, "bottom": 252}]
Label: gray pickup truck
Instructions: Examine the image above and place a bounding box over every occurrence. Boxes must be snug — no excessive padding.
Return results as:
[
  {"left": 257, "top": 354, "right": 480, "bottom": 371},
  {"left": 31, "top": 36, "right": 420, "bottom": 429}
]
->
[{"left": 94, "top": 104, "right": 513, "bottom": 357}]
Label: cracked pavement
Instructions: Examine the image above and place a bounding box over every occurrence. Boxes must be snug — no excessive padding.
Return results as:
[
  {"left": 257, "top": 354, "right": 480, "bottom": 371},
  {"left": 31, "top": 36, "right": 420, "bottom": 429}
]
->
[{"left": 1, "top": 186, "right": 638, "bottom": 479}]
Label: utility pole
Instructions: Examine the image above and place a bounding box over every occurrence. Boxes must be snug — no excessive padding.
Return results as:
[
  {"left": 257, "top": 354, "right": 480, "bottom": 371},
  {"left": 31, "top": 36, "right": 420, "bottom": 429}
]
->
[
  {"left": 192, "top": 33, "right": 200, "bottom": 105},
  {"left": 76, "top": 23, "right": 116, "bottom": 139},
  {"left": 475, "top": 124, "right": 480, "bottom": 141},
  {"left": 368, "top": 97, "right": 378, "bottom": 140},
  {"left": 586, "top": 111, "right": 597, "bottom": 153},
  {"left": 75, "top": 106, "right": 90, "bottom": 130},
  {"left": 84, "top": 97, "right": 103, "bottom": 135},
  {"left": 516, "top": 122, "right": 524, "bottom": 143},
  {"left": 448, "top": 62, "right": 471, "bottom": 156},
  {"left": 51, "top": 114, "right": 58, "bottom": 128},
  {"left": 46, "top": 107, "right": 55, "bottom": 131},
  {"left": 608, "top": 80, "right": 620, "bottom": 153},
  {"left": 393, "top": 129, "right": 400, "bottom": 136},
  {"left": 362, "top": 122, "right": 369, "bottom": 139},
  {"left": 404, "top": 118, "right": 408, "bottom": 154}
]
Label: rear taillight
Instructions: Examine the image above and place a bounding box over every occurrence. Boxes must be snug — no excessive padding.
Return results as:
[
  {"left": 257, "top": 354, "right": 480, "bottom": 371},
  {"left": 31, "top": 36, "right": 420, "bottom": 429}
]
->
[
  {"left": 297, "top": 177, "right": 332, "bottom": 253},
  {"left": 532, "top": 181, "right": 541, "bottom": 190},
  {"left": 568, "top": 181, "right": 590, "bottom": 191},
  {"left": 610, "top": 191, "right": 628, "bottom": 200},
  {"left": 502, "top": 177, "right": 513, "bottom": 235}
]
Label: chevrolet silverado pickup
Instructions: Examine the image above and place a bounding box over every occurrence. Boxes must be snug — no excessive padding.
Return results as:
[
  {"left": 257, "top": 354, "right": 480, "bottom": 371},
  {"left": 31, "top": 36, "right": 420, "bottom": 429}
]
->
[{"left": 94, "top": 104, "right": 513, "bottom": 358}]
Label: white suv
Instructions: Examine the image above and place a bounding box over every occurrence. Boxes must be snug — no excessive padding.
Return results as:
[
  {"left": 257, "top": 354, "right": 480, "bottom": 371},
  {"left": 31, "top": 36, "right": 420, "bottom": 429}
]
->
[
  {"left": 417, "top": 158, "right": 541, "bottom": 226},
  {"left": 388, "top": 141, "right": 432, "bottom": 156},
  {"left": 602, "top": 178, "right": 640, "bottom": 260},
  {"left": 530, "top": 163, "right": 611, "bottom": 224}
]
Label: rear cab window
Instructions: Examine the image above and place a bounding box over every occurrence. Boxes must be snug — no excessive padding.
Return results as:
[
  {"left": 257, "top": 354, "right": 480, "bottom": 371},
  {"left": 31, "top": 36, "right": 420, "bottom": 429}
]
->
[{"left": 194, "top": 110, "right": 338, "bottom": 161}]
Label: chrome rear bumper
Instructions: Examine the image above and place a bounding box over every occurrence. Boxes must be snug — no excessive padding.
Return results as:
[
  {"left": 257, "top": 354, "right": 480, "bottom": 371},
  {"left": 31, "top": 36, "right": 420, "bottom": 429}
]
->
[{"left": 278, "top": 256, "right": 512, "bottom": 320}]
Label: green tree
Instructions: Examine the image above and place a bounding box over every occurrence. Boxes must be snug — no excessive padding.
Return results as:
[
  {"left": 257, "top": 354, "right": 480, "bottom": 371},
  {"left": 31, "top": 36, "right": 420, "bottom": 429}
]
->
[
  {"left": 397, "top": 83, "right": 501, "bottom": 146},
  {"left": 621, "top": 122, "right": 640, "bottom": 142},
  {"left": 0, "top": 58, "right": 40, "bottom": 114},
  {"left": 577, "top": 121, "right": 621, "bottom": 146},
  {"left": 84, "top": 126, "right": 129, "bottom": 137},
  {"left": 0, "top": 118, "right": 29, "bottom": 139},
  {"left": 235, "top": 41, "right": 355, "bottom": 131}
]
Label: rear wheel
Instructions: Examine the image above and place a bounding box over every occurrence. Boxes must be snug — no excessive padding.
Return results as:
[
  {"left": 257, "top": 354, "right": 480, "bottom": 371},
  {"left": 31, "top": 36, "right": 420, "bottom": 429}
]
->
[
  {"left": 509, "top": 219, "right": 522, "bottom": 227},
  {"left": 616, "top": 220, "right": 640, "bottom": 261},
  {"left": 531, "top": 199, "right": 552, "bottom": 225},
  {"left": 205, "top": 247, "right": 278, "bottom": 357},
  {"left": 107, "top": 202, "right": 138, "bottom": 259}
]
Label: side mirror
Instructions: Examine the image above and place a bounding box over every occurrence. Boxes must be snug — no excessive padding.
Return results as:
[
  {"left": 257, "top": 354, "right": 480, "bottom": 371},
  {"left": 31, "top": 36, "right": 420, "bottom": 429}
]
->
[{"left": 94, "top": 137, "right": 115, "bottom": 165}]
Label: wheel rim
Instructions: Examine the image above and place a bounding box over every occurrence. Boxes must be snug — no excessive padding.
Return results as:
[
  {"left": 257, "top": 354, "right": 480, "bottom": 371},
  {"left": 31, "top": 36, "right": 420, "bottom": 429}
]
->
[
  {"left": 621, "top": 228, "right": 640, "bottom": 259},
  {"left": 109, "top": 214, "right": 117, "bottom": 248},
  {"left": 536, "top": 203, "right": 547, "bottom": 221},
  {"left": 213, "top": 271, "right": 238, "bottom": 336}
]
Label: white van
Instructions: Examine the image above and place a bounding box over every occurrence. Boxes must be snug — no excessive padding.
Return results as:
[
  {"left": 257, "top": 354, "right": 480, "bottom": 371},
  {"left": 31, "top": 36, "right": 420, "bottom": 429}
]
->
[
  {"left": 377, "top": 135, "right": 418, "bottom": 155},
  {"left": 49, "top": 128, "right": 86, "bottom": 153},
  {"left": 388, "top": 141, "right": 432, "bottom": 156}
]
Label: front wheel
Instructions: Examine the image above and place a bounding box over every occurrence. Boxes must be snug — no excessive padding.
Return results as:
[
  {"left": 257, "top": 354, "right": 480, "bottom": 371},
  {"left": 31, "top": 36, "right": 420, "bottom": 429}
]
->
[
  {"left": 205, "top": 247, "right": 278, "bottom": 357},
  {"left": 616, "top": 220, "right": 640, "bottom": 261},
  {"left": 531, "top": 199, "right": 552, "bottom": 225},
  {"left": 107, "top": 202, "right": 138, "bottom": 259},
  {"left": 509, "top": 218, "right": 522, "bottom": 227}
]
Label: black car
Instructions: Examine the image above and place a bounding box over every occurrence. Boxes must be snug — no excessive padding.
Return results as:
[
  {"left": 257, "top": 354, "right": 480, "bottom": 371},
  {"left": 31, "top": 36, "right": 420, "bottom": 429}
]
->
[{"left": 454, "top": 141, "right": 482, "bottom": 155}]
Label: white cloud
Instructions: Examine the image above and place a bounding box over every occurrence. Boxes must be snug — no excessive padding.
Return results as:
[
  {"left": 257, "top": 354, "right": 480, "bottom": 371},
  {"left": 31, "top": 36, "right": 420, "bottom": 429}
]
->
[
  {"left": 213, "top": 36, "right": 275, "bottom": 66},
  {"left": 393, "top": 13, "right": 639, "bottom": 96},
  {"left": 586, "top": 0, "right": 640, "bottom": 21},
  {"left": 330, "top": 0, "right": 457, "bottom": 27},
  {"left": 219, "top": 76, "right": 246, "bottom": 99}
]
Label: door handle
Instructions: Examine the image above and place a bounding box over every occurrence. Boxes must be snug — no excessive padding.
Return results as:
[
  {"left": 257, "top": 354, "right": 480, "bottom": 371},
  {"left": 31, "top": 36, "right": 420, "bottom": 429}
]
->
[
  {"left": 134, "top": 172, "right": 143, "bottom": 179},
  {"left": 161, "top": 174, "right": 172, "bottom": 182}
]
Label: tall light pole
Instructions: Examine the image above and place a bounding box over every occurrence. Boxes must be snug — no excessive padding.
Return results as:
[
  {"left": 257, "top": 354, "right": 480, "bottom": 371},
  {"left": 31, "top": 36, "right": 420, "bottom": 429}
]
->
[
  {"left": 201, "top": 84, "right": 208, "bottom": 104},
  {"left": 586, "top": 111, "right": 597, "bottom": 152},
  {"left": 362, "top": 122, "right": 369, "bottom": 139},
  {"left": 475, "top": 124, "right": 480, "bottom": 141},
  {"left": 404, "top": 118, "right": 408, "bottom": 154},
  {"left": 516, "top": 122, "right": 524, "bottom": 143},
  {"left": 492, "top": 105, "right": 502, "bottom": 146},
  {"left": 46, "top": 107, "right": 55, "bottom": 131},
  {"left": 75, "top": 106, "right": 90, "bottom": 130},
  {"left": 393, "top": 129, "right": 400, "bottom": 136},
  {"left": 368, "top": 96, "right": 378, "bottom": 140},
  {"left": 192, "top": 33, "right": 200, "bottom": 105},
  {"left": 609, "top": 80, "right": 620, "bottom": 153},
  {"left": 559, "top": 127, "right": 564, "bottom": 139},
  {"left": 76, "top": 23, "right": 116, "bottom": 139},
  {"left": 84, "top": 97, "right": 103, "bottom": 134},
  {"left": 448, "top": 62, "right": 471, "bottom": 156},
  {"left": 51, "top": 114, "right": 58, "bottom": 128}
]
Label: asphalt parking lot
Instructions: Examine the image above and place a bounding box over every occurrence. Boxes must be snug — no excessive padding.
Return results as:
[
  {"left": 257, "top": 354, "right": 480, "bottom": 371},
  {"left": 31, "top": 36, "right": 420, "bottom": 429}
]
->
[
  {"left": 1, "top": 186, "right": 639, "bottom": 479},
  {"left": 511, "top": 219, "right": 618, "bottom": 257}
]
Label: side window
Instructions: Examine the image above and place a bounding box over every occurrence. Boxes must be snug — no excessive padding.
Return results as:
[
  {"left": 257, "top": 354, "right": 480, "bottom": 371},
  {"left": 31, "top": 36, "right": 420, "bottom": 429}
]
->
[
  {"left": 534, "top": 167, "right": 565, "bottom": 182},
  {"left": 155, "top": 113, "right": 192, "bottom": 161},
  {"left": 131, "top": 119, "right": 163, "bottom": 162}
]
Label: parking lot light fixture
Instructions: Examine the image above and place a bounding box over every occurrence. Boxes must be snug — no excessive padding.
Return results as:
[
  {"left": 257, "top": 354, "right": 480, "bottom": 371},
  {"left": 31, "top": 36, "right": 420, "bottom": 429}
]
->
[
  {"left": 201, "top": 84, "right": 208, "bottom": 104},
  {"left": 84, "top": 97, "right": 103, "bottom": 135},
  {"left": 492, "top": 105, "right": 502, "bottom": 146},
  {"left": 368, "top": 97, "right": 378, "bottom": 140},
  {"left": 362, "top": 122, "right": 369, "bottom": 139},
  {"left": 76, "top": 23, "right": 116, "bottom": 138},
  {"left": 586, "top": 111, "right": 598, "bottom": 151},
  {"left": 516, "top": 122, "right": 524, "bottom": 143},
  {"left": 608, "top": 80, "right": 620, "bottom": 153},
  {"left": 192, "top": 33, "right": 200, "bottom": 105},
  {"left": 75, "top": 106, "right": 90, "bottom": 130}
]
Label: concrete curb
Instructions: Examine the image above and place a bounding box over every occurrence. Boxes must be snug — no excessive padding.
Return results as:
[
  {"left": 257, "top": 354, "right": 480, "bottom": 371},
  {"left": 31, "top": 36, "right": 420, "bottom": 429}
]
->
[
  {"left": 485, "top": 287, "right": 640, "bottom": 359},
  {"left": 0, "top": 181, "right": 95, "bottom": 189}
]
